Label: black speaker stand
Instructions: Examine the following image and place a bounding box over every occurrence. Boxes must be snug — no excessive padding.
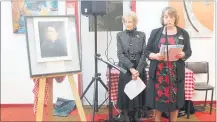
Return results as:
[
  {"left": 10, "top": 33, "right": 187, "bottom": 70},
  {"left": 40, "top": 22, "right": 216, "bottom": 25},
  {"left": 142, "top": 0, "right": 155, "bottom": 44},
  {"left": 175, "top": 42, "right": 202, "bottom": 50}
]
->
[{"left": 80, "top": 14, "right": 108, "bottom": 122}]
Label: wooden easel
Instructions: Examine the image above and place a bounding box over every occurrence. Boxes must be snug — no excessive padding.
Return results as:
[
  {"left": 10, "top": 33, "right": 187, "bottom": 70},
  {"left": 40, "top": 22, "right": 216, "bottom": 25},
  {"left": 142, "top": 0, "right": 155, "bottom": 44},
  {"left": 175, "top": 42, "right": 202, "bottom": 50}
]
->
[{"left": 34, "top": 73, "right": 86, "bottom": 121}]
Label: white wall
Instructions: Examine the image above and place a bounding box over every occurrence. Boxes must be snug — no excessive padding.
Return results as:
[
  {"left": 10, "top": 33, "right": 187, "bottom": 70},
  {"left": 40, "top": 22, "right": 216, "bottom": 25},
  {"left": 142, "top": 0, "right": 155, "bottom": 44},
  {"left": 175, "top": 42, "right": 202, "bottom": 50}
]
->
[{"left": 1, "top": 1, "right": 215, "bottom": 105}]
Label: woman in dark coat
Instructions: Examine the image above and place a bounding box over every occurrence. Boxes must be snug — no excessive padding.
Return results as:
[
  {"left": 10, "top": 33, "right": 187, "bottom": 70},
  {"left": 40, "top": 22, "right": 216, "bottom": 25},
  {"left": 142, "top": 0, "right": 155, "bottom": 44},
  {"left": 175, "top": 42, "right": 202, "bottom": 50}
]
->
[
  {"left": 145, "top": 7, "right": 192, "bottom": 121},
  {"left": 116, "top": 11, "right": 147, "bottom": 121}
]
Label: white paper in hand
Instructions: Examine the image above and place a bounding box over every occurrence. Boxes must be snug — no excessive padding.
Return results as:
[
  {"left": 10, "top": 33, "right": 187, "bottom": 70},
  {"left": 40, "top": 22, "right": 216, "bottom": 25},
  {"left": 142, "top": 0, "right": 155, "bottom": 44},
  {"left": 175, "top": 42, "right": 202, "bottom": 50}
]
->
[{"left": 124, "top": 78, "right": 146, "bottom": 100}]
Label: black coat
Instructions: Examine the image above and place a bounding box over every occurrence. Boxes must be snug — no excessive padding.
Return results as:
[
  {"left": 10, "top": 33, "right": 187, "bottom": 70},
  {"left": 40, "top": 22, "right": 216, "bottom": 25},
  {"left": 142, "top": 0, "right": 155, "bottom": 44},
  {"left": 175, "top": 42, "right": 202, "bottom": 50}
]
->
[
  {"left": 116, "top": 29, "right": 147, "bottom": 110},
  {"left": 144, "top": 26, "right": 192, "bottom": 82},
  {"left": 117, "top": 29, "right": 147, "bottom": 73}
]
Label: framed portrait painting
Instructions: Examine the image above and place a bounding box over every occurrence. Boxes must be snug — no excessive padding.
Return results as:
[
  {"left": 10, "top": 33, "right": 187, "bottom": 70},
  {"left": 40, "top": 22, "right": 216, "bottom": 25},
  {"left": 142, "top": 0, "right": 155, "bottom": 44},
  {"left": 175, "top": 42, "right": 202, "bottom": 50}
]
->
[
  {"left": 25, "top": 15, "right": 81, "bottom": 77},
  {"left": 33, "top": 17, "right": 72, "bottom": 62}
]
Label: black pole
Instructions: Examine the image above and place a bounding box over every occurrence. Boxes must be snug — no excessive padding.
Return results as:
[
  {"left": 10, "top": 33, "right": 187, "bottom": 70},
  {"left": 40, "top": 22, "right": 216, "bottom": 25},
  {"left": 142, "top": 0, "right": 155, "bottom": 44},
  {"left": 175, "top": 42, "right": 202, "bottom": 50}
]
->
[
  {"left": 91, "top": 14, "right": 99, "bottom": 122},
  {"left": 165, "top": 26, "right": 171, "bottom": 122},
  {"left": 94, "top": 14, "right": 99, "bottom": 113}
]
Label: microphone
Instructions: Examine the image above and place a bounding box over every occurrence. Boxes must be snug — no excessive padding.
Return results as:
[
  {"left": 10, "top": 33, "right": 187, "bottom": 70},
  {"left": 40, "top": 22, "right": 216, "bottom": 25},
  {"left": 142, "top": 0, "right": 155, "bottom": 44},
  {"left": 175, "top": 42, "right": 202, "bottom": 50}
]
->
[
  {"left": 164, "top": 24, "right": 168, "bottom": 44},
  {"left": 164, "top": 23, "right": 172, "bottom": 122},
  {"left": 164, "top": 24, "right": 168, "bottom": 30}
]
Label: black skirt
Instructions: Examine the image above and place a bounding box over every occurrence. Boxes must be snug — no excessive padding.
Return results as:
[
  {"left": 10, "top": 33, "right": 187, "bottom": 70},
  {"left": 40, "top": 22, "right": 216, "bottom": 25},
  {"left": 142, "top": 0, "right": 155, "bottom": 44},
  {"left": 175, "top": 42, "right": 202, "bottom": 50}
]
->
[{"left": 117, "top": 61, "right": 147, "bottom": 110}]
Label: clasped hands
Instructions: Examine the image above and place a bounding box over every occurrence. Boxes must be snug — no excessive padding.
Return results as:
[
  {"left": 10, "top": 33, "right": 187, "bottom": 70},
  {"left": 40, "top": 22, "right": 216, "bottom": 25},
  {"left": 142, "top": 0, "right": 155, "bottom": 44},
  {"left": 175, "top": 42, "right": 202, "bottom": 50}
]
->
[
  {"left": 149, "top": 51, "right": 185, "bottom": 61},
  {"left": 130, "top": 68, "right": 139, "bottom": 80}
]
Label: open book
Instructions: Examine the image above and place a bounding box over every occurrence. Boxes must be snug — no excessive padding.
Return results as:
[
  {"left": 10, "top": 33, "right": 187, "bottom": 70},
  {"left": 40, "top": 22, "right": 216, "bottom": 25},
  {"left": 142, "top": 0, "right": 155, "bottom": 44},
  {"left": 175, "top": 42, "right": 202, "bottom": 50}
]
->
[{"left": 159, "top": 44, "right": 184, "bottom": 61}]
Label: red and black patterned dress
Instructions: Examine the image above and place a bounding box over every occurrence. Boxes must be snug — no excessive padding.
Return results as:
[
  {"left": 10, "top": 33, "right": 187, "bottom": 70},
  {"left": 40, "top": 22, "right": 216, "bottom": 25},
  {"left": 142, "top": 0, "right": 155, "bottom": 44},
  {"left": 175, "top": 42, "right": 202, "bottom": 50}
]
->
[{"left": 154, "top": 34, "right": 179, "bottom": 112}]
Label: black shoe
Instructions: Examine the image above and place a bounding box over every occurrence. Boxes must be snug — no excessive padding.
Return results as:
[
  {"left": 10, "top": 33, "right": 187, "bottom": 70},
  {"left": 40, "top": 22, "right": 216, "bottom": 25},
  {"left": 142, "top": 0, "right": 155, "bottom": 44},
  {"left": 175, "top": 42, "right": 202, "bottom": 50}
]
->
[
  {"left": 113, "top": 113, "right": 130, "bottom": 122},
  {"left": 113, "top": 114, "right": 125, "bottom": 122},
  {"left": 178, "top": 110, "right": 186, "bottom": 117},
  {"left": 132, "top": 110, "right": 142, "bottom": 122},
  {"left": 162, "top": 112, "right": 169, "bottom": 119}
]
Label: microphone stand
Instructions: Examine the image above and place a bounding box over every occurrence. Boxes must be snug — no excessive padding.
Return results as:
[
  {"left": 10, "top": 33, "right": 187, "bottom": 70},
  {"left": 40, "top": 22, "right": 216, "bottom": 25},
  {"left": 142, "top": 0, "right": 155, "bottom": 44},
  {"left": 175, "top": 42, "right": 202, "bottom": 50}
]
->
[
  {"left": 165, "top": 26, "right": 171, "bottom": 122},
  {"left": 96, "top": 56, "right": 127, "bottom": 122}
]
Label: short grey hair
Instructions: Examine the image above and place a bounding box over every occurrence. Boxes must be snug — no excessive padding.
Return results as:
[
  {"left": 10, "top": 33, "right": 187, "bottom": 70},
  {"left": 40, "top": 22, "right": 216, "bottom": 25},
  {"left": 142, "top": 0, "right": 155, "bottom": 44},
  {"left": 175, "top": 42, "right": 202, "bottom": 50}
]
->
[
  {"left": 161, "top": 7, "right": 179, "bottom": 26},
  {"left": 122, "top": 11, "right": 138, "bottom": 26}
]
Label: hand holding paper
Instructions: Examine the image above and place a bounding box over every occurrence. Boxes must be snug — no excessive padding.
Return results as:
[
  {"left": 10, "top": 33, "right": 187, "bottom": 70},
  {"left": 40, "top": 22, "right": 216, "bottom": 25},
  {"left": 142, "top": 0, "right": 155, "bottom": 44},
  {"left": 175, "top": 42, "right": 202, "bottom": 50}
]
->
[
  {"left": 124, "top": 77, "right": 146, "bottom": 100},
  {"left": 159, "top": 44, "right": 184, "bottom": 61},
  {"left": 176, "top": 51, "right": 185, "bottom": 59},
  {"left": 149, "top": 53, "right": 164, "bottom": 61}
]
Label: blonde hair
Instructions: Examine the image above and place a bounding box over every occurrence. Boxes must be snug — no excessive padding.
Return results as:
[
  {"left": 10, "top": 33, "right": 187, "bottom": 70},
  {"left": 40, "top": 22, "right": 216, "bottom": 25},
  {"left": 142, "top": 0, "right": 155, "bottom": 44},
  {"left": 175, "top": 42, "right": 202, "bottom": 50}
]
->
[
  {"left": 161, "top": 7, "right": 179, "bottom": 26},
  {"left": 122, "top": 11, "right": 138, "bottom": 26}
]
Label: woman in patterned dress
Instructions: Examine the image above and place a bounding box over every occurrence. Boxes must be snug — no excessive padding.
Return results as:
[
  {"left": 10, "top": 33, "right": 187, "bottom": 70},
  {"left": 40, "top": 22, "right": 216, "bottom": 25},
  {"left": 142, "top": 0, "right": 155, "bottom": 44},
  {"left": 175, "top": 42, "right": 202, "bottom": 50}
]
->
[{"left": 145, "top": 7, "right": 192, "bottom": 121}]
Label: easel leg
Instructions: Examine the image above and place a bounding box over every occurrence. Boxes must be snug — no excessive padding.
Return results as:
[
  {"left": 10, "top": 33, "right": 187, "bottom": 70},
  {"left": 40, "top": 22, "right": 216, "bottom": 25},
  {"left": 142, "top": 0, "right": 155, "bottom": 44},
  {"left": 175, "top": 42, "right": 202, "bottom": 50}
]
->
[
  {"left": 47, "top": 79, "right": 53, "bottom": 121},
  {"left": 68, "top": 74, "right": 86, "bottom": 121},
  {"left": 36, "top": 78, "right": 46, "bottom": 121}
]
